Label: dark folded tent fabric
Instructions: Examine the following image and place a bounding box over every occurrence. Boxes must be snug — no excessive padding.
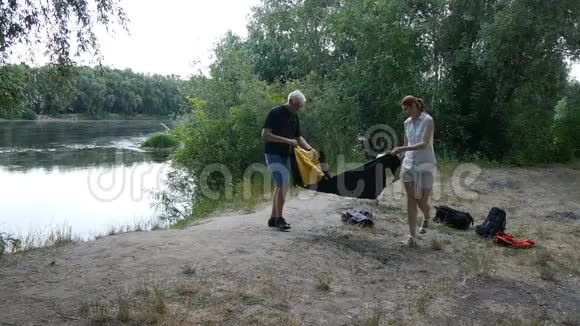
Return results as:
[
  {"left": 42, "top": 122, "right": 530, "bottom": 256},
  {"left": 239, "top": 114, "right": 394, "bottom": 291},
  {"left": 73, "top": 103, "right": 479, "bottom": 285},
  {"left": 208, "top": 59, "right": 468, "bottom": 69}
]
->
[{"left": 291, "top": 154, "right": 401, "bottom": 199}]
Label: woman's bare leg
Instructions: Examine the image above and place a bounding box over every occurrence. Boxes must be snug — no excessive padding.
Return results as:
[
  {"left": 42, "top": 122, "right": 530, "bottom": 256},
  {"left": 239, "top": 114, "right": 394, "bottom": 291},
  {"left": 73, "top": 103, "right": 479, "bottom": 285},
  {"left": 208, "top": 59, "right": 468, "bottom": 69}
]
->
[
  {"left": 404, "top": 182, "right": 419, "bottom": 240},
  {"left": 417, "top": 189, "right": 432, "bottom": 232}
]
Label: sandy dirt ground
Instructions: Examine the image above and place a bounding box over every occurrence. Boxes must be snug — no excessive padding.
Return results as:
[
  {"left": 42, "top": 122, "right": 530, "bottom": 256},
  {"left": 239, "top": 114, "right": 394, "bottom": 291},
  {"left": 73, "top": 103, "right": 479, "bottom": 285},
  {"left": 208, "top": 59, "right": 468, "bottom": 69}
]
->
[{"left": 1, "top": 162, "right": 579, "bottom": 325}]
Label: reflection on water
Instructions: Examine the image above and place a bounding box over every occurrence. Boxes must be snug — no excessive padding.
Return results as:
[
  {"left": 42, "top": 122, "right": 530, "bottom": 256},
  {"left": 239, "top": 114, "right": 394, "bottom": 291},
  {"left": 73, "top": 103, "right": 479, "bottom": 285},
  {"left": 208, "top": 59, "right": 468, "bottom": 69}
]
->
[
  {"left": 0, "top": 120, "right": 174, "bottom": 239},
  {"left": 0, "top": 120, "right": 167, "bottom": 149},
  {"left": 0, "top": 147, "right": 169, "bottom": 172}
]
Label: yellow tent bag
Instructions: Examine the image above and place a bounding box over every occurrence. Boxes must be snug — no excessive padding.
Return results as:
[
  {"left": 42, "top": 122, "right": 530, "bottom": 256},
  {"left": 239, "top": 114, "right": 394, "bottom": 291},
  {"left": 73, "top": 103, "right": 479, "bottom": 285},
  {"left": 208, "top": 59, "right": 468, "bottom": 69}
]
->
[{"left": 293, "top": 146, "right": 325, "bottom": 186}]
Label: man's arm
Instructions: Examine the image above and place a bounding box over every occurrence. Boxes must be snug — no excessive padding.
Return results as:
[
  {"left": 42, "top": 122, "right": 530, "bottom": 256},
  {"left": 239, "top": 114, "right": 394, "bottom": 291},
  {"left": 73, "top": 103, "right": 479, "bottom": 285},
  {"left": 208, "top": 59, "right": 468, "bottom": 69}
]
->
[
  {"left": 262, "top": 128, "right": 298, "bottom": 146},
  {"left": 298, "top": 136, "right": 319, "bottom": 158},
  {"left": 298, "top": 136, "right": 313, "bottom": 150}
]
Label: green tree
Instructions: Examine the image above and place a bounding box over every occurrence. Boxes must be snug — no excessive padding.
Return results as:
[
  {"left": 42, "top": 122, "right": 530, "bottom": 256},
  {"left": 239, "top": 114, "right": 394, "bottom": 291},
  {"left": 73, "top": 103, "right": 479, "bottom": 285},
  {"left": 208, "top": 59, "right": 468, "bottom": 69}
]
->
[
  {"left": 0, "top": 0, "right": 128, "bottom": 65},
  {"left": 0, "top": 64, "right": 187, "bottom": 118},
  {"left": 0, "top": 64, "right": 28, "bottom": 116},
  {"left": 553, "top": 82, "right": 580, "bottom": 161}
]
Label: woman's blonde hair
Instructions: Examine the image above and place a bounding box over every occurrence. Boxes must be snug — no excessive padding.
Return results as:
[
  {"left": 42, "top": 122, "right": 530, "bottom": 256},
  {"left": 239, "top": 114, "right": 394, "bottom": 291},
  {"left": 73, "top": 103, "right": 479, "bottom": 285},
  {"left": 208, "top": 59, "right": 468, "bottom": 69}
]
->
[{"left": 401, "top": 95, "right": 427, "bottom": 112}]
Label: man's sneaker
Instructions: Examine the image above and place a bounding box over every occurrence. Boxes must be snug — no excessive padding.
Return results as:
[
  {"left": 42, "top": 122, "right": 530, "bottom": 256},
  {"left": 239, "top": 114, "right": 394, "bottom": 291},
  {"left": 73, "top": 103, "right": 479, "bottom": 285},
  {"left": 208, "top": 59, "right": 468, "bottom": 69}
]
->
[
  {"left": 268, "top": 217, "right": 291, "bottom": 228},
  {"left": 275, "top": 217, "right": 291, "bottom": 230}
]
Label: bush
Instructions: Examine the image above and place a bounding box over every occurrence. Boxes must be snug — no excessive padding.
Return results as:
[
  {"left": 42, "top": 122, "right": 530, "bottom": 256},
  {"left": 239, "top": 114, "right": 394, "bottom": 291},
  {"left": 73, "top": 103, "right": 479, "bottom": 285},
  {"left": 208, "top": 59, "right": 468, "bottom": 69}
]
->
[
  {"left": 19, "top": 109, "right": 37, "bottom": 120},
  {"left": 553, "top": 87, "right": 580, "bottom": 161},
  {"left": 173, "top": 90, "right": 277, "bottom": 188},
  {"left": 142, "top": 133, "right": 179, "bottom": 149}
]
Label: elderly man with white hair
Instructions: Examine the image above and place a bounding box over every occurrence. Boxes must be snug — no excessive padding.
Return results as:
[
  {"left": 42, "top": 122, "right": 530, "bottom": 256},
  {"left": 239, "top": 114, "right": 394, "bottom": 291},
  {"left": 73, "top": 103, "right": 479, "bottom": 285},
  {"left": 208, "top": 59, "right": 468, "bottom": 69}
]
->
[{"left": 261, "top": 90, "right": 317, "bottom": 231}]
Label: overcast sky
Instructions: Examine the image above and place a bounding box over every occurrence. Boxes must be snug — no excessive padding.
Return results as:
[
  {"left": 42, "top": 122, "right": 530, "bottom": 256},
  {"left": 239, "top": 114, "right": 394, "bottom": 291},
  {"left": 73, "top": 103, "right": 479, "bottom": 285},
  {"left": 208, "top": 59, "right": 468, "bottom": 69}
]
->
[
  {"left": 8, "top": 0, "right": 580, "bottom": 80},
  {"left": 94, "top": 0, "right": 261, "bottom": 78}
]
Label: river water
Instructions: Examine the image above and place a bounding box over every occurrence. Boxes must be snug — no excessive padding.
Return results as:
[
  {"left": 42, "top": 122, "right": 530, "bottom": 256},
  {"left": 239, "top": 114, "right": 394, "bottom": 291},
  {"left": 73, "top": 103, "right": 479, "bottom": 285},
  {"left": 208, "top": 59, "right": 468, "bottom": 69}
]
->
[{"left": 0, "top": 120, "right": 173, "bottom": 239}]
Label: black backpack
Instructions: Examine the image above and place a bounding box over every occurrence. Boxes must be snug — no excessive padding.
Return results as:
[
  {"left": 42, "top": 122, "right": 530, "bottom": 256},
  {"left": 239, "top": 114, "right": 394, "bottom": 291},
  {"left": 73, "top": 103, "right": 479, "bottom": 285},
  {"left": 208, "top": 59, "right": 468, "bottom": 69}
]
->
[
  {"left": 434, "top": 205, "right": 474, "bottom": 230},
  {"left": 476, "top": 207, "right": 506, "bottom": 237}
]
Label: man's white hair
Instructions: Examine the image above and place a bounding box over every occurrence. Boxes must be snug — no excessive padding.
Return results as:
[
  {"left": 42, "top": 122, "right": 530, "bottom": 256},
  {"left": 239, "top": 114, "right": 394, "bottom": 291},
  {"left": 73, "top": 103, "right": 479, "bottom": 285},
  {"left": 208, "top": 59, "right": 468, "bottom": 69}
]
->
[{"left": 287, "top": 90, "right": 306, "bottom": 105}]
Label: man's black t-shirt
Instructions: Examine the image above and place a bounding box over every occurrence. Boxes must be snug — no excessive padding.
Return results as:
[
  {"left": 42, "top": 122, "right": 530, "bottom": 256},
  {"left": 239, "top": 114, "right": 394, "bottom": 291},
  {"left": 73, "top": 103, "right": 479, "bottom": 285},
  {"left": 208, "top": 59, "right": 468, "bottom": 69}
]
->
[{"left": 263, "top": 105, "right": 302, "bottom": 156}]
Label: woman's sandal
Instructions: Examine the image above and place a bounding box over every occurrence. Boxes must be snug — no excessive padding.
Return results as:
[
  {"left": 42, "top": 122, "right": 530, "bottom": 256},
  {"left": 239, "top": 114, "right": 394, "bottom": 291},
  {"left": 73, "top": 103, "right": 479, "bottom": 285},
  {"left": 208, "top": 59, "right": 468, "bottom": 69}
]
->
[
  {"left": 400, "top": 236, "right": 417, "bottom": 247},
  {"left": 419, "top": 219, "right": 430, "bottom": 234}
]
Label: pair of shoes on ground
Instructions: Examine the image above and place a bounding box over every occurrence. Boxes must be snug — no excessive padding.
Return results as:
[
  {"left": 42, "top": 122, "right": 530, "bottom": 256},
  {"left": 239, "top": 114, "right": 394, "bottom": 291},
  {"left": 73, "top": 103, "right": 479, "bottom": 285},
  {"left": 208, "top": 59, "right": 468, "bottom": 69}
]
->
[{"left": 268, "top": 217, "right": 291, "bottom": 231}]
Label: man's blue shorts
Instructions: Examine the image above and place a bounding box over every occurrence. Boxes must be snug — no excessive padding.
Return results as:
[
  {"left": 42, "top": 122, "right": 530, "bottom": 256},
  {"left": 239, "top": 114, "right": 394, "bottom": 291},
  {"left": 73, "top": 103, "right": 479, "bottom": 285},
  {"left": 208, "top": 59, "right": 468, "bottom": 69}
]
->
[{"left": 265, "top": 153, "right": 291, "bottom": 186}]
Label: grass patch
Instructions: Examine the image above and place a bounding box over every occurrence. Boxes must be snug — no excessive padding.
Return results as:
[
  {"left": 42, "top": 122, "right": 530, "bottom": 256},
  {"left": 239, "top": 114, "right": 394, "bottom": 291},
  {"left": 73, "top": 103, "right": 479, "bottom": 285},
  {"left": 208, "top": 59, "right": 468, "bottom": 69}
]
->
[
  {"left": 96, "top": 220, "right": 161, "bottom": 239},
  {"left": 432, "top": 222, "right": 469, "bottom": 236},
  {"left": 180, "top": 263, "right": 196, "bottom": 275},
  {"left": 414, "top": 293, "right": 431, "bottom": 315},
  {"left": 533, "top": 249, "right": 553, "bottom": 268},
  {"left": 79, "top": 303, "right": 112, "bottom": 323},
  {"left": 462, "top": 244, "right": 497, "bottom": 276},
  {"left": 363, "top": 307, "right": 384, "bottom": 326},
  {"left": 534, "top": 225, "right": 554, "bottom": 241},
  {"left": 411, "top": 276, "right": 456, "bottom": 315},
  {"left": 0, "top": 232, "right": 21, "bottom": 255},
  {"left": 517, "top": 247, "right": 579, "bottom": 279},
  {"left": 171, "top": 176, "right": 271, "bottom": 229},
  {"left": 142, "top": 133, "right": 179, "bottom": 149},
  {"left": 81, "top": 291, "right": 184, "bottom": 325},
  {"left": 174, "top": 281, "right": 210, "bottom": 298},
  {"left": 5, "top": 226, "right": 80, "bottom": 253},
  {"left": 40, "top": 226, "right": 78, "bottom": 247},
  {"left": 171, "top": 198, "right": 224, "bottom": 229},
  {"left": 107, "top": 225, "right": 121, "bottom": 236},
  {"left": 150, "top": 286, "right": 168, "bottom": 316},
  {"left": 431, "top": 236, "right": 448, "bottom": 251},
  {"left": 116, "top": 291, "right": 132, "bottom": 322},
  {"left": 286, "top": 317, "right": 303, "bottom": 326},
  {"left": 233, "top": 178, "right": 270, "bottom": 214},
  {"left": 386, "top": 275, "right": 457, "bottom": 323},
  {"left": 495, "top": 318, "right": 546, "bottom": 326},
  {"left": 3, "top": 220, "right": 162, "bottom": 254},
  {"left": 540, "top": 268, "right": 558, "bottom": 283},
  {"left": 78, "top": 277, "right": 239, "bottom": 324},
  {"left": 527, "top": 247, "right": 579, "bottom": 277},
  {"left": 315, "top": 273, "right": 332, "bottom": 291},
  {"left": 510, "top": 224, "right": 530, "bottom": 239},
  {"left": 551, "top": 250, "right": 580, "bottom": 276},
  {"left": 568, "top": 226, "right": 580, "bottom": 237},
  {"left": 134, "top": 223, "right": 144, "bottom": 232},
  {"left": 81, "top": 280, "right": 179, "bottom": 324}
]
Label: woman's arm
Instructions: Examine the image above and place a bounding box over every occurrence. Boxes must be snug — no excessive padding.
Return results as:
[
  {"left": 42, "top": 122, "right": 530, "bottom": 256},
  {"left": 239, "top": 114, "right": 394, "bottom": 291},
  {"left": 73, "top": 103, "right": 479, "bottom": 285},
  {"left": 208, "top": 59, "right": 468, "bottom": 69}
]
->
[
  {"left": 383, "top": 128, "right": 408, "bottom": 157},
  {"left": 400, "top": 133, "right": 409, "bottom": 158}
]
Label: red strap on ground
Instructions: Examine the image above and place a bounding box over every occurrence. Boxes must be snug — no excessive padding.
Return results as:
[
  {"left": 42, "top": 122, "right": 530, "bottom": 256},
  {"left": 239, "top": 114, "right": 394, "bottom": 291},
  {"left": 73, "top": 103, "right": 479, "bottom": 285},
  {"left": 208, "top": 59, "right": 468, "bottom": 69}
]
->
[{"left": 493, "top": 232, "right": 536, "bottom": 249}]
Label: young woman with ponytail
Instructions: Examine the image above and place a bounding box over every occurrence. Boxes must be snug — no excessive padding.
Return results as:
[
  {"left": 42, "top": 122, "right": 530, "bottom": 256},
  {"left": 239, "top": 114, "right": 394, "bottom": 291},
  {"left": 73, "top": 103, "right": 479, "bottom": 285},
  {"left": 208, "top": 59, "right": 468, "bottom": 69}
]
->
[{"left": 391, "top": 95, "right": 436, "bottom": 247}]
